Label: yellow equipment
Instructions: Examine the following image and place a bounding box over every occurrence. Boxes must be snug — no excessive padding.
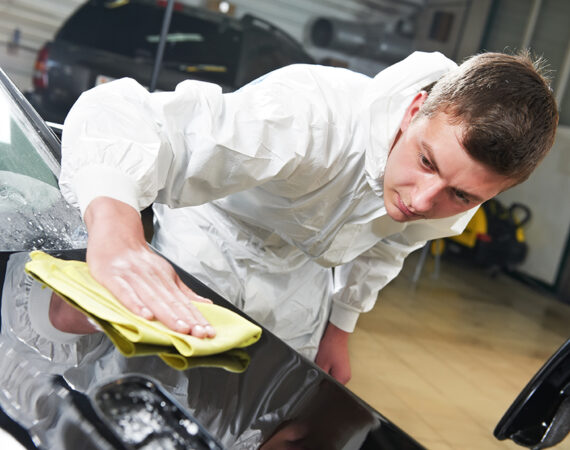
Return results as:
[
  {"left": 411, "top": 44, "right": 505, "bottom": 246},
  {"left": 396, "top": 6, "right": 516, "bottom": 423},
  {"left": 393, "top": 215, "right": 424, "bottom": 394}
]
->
[{"left": 433, "top": 199, "right": 530, "bottom": 271}]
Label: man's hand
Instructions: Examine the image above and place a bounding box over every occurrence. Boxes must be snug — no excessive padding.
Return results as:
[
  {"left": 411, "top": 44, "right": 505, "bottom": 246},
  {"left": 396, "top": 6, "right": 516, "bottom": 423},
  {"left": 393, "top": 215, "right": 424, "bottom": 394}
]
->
[
  {"left": 84, "top": 197, "right": 215, "bottom": 338},
  {"left": 315, "top": 322, "right": 351, "bottom": 384}
]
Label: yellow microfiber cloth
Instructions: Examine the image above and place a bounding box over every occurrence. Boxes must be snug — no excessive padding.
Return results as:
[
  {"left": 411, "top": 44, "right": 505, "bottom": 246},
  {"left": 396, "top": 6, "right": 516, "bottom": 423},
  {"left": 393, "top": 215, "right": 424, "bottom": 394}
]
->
[
  {"left": 158, "top": 349, "right": 251, "bottom": 373},
  {"left": 87, "top": 315, "right": 251, "bottom": 372},
  {"left": 25, "top": 251, "right": 262, "bottom": 360}
]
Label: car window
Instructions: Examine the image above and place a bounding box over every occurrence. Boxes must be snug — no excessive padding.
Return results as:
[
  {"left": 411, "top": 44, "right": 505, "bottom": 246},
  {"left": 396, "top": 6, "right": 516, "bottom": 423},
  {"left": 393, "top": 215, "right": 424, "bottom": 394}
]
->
[
  {"left": 58, "top": 3, "right": 158, "bottom": 59},
  {"left": 162, "top": 10, "right": 241, "bottom": 86},
  {"left": 235, "top": 16, "right": 315, "bottom": 87},
  {"left": 57, "top": 2, "right": 241, "bottom": 86},
  {"left": 0, "top": 78, "right": 86, "bottom": 251}
]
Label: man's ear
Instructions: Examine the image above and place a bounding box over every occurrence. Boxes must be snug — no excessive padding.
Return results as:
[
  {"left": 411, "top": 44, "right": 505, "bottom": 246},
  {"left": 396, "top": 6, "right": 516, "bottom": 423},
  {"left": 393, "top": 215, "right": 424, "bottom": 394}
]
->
[{"left": 400, "top": 91, "right": 428, "bottom": 132}]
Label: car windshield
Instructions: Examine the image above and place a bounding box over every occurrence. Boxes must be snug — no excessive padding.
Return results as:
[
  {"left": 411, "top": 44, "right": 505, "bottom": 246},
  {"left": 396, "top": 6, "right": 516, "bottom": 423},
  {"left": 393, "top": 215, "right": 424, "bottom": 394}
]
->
[{"left": 0, "top": 73, "right": 86, "bottom": 251}]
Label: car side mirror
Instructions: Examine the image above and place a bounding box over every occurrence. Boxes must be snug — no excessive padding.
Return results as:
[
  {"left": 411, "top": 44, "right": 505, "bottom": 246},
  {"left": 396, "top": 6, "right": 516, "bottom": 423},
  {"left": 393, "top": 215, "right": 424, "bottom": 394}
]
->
[{"left": 494, "top": 339, "right": 570, "bottom": 449}]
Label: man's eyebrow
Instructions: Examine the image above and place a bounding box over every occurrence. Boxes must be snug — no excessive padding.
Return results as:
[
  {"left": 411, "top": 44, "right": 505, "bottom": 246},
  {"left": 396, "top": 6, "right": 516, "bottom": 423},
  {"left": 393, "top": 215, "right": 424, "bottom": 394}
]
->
[
  {"left": 454, "top": 188, "right": 484, "bottom": 203},
  {"left": 420, "top": 141, "right": 484, "bottom": 203}
]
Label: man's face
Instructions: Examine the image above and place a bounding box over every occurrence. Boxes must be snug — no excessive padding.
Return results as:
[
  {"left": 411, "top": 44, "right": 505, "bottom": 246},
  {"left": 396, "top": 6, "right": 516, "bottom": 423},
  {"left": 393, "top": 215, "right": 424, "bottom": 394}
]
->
[{"left": 383, "top": 93, "right": 513, "bottom": 222}]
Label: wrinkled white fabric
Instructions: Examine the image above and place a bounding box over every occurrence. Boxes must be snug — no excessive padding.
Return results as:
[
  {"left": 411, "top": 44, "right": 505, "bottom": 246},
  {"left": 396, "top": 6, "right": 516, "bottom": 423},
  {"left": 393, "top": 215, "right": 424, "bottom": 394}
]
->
[{"left": 60, "top": 52, "right": 477, "bottom": 358}]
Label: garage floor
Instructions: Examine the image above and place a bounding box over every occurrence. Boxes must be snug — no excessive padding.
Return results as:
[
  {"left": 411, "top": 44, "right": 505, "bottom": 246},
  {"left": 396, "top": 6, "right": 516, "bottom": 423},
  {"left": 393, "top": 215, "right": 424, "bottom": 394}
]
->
[{"left": 347, "top": 250, "right": 570, "bottom": 450}]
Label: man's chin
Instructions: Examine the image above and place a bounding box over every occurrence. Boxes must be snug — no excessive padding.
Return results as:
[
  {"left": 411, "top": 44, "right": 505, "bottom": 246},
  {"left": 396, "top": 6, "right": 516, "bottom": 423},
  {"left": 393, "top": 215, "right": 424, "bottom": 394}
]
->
[{"left": 386, "top": 205, "right": 409, "bottom": 222}]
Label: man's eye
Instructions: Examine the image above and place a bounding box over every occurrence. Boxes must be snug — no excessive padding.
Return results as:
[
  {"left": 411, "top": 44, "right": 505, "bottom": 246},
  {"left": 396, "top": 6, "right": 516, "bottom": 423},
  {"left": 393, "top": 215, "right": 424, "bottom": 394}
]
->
[
  {"left": 453, "top": 189, "right": 470, "bottom": 204},
  {"left": 420, "top": 154, "right": 433, "bottom": 169}
]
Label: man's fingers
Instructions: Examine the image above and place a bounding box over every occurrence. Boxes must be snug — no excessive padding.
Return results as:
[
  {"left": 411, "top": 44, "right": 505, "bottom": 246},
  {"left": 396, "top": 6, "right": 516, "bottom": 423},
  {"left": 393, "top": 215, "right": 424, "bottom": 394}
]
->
[
  {"left": 121, "top": 270, "right": 195, "bottom": 334},
  {"left": 315, "top": 356, "right": 331, "bottom": 374},
  {"left": 116, "top": 267, "right": 216, "bottom": 338},
  {"left": 177, "top": 280, "right": 213, "bottom": 304},
  {"left": 331, "top": 366, "right": 351, "bottom": 385},
  {"left": 149, "top": 269, "right": 215, "bottom": 337},
  {"left": 109, "top": 276, "right": 155, "bottom": 320},
  {"left": 171, "top": 278, "right": 216, "bottom": 337}
]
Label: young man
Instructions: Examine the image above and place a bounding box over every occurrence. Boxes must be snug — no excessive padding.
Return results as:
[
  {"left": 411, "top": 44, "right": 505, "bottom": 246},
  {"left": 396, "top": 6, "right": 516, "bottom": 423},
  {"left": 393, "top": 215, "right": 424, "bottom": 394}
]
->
[{"left": 58, "top": 51, "right": 558, "bottom": 384}]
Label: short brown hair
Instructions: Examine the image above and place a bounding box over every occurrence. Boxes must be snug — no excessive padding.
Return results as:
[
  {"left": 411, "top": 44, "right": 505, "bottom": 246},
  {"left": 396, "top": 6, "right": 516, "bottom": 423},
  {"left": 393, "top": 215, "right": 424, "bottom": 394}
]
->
[{"left": 420, "top": 51, "right": 559, "bottom": 184}]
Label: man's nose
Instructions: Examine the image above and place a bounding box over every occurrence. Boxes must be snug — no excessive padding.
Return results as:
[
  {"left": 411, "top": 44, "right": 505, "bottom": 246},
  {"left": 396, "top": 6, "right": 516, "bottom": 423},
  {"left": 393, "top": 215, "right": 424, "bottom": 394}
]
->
[{"left": 411, "top": 178, "right": 444, "bottom": 213}]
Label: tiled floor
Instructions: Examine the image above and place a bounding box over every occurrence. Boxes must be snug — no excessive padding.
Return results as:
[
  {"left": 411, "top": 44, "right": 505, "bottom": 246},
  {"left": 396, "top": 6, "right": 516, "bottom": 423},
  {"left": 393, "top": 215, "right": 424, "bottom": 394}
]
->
[{"left": 346, "top": 250, "right": 570, "bottom": 449}]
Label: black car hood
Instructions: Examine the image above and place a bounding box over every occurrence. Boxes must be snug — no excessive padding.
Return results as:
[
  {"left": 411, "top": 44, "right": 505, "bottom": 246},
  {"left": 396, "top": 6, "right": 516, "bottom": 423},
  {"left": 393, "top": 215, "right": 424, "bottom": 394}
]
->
[{"left": 0, "top": 248, "right": 424, "bottom": 449}]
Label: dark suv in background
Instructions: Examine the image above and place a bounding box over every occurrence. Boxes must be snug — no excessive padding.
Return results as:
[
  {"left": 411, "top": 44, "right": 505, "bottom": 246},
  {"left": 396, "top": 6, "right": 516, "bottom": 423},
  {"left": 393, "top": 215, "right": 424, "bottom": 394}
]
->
[{"left": 27, "top": 0, "right": 315, "bottom": 124}]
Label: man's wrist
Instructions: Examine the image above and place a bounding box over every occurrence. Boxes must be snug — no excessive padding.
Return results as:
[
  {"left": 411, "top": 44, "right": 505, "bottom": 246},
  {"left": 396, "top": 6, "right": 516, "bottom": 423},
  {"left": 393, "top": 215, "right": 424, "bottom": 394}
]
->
[
  {"left": 329, "top": 303, "right": 360, "bottom": 333},
  {"left": 85, "top": 197, "right": 147, "bottom": 245},
  {"left": 325, "top": 322, "right": 350, "bottom": 343}
]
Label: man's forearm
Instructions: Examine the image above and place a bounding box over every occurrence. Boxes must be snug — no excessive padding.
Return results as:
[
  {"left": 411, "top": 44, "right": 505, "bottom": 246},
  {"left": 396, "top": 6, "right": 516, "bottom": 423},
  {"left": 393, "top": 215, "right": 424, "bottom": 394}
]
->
[{"left": 315, "top": 322, "right": 352, "bottom": 384}]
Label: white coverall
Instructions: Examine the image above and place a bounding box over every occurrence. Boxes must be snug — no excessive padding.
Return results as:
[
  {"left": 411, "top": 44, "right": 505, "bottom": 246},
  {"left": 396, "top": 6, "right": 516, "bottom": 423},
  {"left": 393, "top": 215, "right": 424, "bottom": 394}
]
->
[{"left": 60, "top": 52, "right": 477, "bottom": 359}]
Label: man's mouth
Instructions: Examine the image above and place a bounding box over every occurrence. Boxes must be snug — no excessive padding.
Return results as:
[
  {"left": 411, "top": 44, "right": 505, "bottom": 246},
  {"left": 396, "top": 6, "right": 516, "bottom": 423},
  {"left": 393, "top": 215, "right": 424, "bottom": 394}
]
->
[{"left": 397, "top": 195, "right": 421, "bottom": 219}]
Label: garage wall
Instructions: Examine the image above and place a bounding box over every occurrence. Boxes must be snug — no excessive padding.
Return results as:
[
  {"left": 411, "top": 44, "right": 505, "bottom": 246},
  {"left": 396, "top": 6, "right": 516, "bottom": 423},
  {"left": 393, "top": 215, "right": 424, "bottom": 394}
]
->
[
  {"left": 482, "top": 0, "right": 570, "bottom": 288},
  {"left": 497, "top": 127, "right": 570, "bottom": 286}
]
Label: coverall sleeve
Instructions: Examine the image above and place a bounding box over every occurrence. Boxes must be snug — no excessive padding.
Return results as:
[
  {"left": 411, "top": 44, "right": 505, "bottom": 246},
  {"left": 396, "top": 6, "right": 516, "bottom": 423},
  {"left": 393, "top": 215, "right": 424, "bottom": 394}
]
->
[
  {"left": 59, "top": 67, "right": 329, "bottom": 216},
  {"left": 329, "top": 237, "right": 426, "bottom": 332}
]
